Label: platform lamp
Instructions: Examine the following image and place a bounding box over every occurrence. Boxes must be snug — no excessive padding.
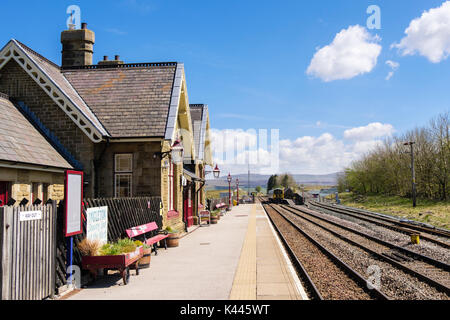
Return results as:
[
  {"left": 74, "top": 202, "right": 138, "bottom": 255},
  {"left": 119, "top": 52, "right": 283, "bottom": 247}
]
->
[
  {"left": 227, "top": 173, "right": 232, "bottom": 209},
  {"left": 236, "top": 178, "right": 240, "bottom": 206},
  {"left": 205, "top": 164, "right": 220, "bottom": 179},
  {"left": 153, "top": 138, "right": 184, "bottom": 164}
]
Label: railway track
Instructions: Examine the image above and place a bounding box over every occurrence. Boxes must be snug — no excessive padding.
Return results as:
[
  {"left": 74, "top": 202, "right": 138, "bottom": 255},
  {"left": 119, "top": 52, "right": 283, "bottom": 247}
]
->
[
  {"left": 261, "top": 201, "right": 389, "bottom": 300},
  {"left": 308, "top": 201, "right": 450, "bottom": 248},
  {"left": 280, "top": 204, "right": 450, "bottom": 296}
]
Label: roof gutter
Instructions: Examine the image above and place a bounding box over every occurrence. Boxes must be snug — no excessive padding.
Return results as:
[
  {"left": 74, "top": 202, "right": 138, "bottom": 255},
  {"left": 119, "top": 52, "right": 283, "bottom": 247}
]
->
[{"left": 0, "top": 161, "right": 69, "bottom": 173}]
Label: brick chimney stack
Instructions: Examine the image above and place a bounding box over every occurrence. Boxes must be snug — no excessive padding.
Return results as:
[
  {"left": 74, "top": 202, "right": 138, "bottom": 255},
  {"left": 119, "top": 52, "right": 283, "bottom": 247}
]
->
[{"left": 61, "top": 22, "right": 95, "bottom": 68}]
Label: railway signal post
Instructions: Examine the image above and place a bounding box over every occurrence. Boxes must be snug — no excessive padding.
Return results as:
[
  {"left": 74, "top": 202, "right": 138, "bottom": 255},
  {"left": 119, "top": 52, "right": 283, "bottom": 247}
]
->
[{"left": 404, "top": 141, "right": 417, "bottom": 207}]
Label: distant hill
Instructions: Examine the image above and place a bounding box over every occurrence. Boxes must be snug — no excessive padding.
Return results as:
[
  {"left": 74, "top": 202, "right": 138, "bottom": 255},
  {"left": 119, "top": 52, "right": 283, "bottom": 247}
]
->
[{"left": 206, "top": 172, "right": 339, "bottom": 190}]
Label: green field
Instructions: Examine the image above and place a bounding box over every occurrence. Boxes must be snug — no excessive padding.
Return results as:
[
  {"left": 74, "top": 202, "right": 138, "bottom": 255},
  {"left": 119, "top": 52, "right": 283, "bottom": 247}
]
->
[{"left": 339, "top": 193, "right": 450, "bottom": 230}]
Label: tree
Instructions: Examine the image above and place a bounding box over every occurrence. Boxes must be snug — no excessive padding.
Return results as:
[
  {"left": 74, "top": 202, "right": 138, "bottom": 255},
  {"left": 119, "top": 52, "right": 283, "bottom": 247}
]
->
[
  {"left": 267, "top": 175, "right": 278, "bottom": 191},
  {"left": 255, "top": 186, "right": 262, "bottom": 193},
  {"left": 339, "top": 111, "right": 450, "bottom": 201}
]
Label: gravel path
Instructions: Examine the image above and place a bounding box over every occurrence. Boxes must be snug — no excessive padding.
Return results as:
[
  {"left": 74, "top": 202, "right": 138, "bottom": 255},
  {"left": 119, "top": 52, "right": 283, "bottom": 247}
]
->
[{"left": 264, "top": 205, "right": 373, "bottom": 300}]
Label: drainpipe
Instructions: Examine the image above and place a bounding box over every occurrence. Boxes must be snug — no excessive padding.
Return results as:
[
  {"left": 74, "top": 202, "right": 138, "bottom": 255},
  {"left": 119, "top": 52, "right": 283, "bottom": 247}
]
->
[{"left": 94, "top": 137, "right": 110, "bottom": 198}]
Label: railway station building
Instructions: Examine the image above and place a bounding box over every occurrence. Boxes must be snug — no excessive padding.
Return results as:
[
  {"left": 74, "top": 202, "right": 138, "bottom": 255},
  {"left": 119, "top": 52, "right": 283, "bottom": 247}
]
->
[{"left": 0, "top": 23, "right": 215, "bottom": 231}]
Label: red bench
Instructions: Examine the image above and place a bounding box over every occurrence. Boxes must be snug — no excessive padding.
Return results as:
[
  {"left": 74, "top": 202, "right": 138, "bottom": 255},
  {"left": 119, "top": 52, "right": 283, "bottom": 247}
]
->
[
  {"left": 126, "top": 222, "right": 169, "bottom": 255},
  {"left": 216, "top": 202, "right": 227, "bottom": 209}
]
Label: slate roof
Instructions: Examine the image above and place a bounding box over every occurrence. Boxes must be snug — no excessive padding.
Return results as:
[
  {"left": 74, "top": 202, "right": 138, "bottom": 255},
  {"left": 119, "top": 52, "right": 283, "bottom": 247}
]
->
[
  {"left": 190, "top": 105, "right": 204, "bottom": 160},
  {"left": 190, "top": 104, "right": 211, "bottom": 162},
  {"left": 63, "top": 64, "right": 177, "bottom": 137},
  {"left": 0, "top": 94, "right": 73, "bottom": 169},
  {"left": 14, "top": 40, "right": 109, "bottom": 137},
  {"left": 1, "top": 40, "right": 184, "bottom": 140}
]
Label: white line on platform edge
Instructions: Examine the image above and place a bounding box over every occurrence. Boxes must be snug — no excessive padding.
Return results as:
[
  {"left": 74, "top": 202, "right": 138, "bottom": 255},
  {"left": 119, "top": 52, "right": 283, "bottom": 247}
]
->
[{"left": 258, "top": 203, "right": 309, "bottom": 300}]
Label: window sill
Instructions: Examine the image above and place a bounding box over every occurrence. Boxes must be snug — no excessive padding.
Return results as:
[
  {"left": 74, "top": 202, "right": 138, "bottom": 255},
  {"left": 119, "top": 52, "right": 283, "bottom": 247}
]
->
[{"left": 167, "top": 210, "right": 180, "bottom": 219}]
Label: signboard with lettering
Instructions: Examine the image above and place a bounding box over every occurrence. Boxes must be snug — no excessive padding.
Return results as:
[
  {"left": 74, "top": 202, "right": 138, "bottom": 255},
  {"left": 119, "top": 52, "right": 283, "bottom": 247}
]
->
[
  {"left": 86, "top": 206, "right": 108, "bottom": 244},
  {"left": 19, "top": 210, "right": 42, "bottom": 222},
  {"left": 65, "top": 170, "right": 83, "bottom": 237}
]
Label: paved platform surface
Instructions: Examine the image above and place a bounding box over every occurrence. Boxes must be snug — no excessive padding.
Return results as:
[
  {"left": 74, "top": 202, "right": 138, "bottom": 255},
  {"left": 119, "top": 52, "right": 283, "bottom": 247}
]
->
[{"left": 67, "top": 203, "right": 304, "bottom": 300}]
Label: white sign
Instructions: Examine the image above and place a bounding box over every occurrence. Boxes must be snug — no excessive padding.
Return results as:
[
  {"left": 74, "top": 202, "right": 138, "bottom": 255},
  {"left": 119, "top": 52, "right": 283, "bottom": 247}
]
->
[
  {"left": 66, "top": 171, "right": 83, "bottom": 236},
  {"left": 20, "top": 210, "right": 42, "bottom": 222},
  {"left": 86, "top": 206, "right": 108, "bottom": 244}
]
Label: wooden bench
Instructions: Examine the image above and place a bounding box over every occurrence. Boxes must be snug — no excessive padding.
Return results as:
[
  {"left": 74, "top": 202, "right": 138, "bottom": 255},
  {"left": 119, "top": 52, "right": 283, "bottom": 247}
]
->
[
  {"left": 126, "top": 222, "right": 169, "bottom": 255},
  {"left": 216, "top": 202, "right": 228, "bottom": 215}
]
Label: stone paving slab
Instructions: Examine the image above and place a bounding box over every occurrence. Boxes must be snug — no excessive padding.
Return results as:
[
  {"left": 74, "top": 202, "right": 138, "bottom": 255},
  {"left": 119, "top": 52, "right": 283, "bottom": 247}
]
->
[
  {"left": 230, "top": 204, "right": 306, "bottom": 300},
  {"left": 67, "top": 203, "right": 306, "bottom": 300},
  {"left": 68, "top": 205, "right": 250, "bottom": 300}
]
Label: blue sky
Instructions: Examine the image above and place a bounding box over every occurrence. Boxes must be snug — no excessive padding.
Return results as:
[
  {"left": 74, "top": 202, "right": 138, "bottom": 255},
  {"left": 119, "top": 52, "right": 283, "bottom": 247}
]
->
[{"left": 1, "top": 0, "right": 449, "bottom": 174}]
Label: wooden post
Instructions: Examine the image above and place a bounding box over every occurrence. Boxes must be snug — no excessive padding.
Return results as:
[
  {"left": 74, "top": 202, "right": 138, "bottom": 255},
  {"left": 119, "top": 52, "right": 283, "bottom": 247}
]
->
[
  {"left": 51, "top": 200, "right": 57, "bottom": 299},
  {"left": 1, "top": 206, "right": 13, "bottom": 300}
]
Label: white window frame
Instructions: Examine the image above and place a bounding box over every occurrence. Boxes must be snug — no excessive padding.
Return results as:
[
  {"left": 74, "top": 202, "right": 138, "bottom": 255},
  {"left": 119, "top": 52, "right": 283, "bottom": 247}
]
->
[
  {"left": 115, "top": 154, "right": 133, "bottom": 172},
  {"left": 114, "top": 154, "right": 133, "bottom": 198}
]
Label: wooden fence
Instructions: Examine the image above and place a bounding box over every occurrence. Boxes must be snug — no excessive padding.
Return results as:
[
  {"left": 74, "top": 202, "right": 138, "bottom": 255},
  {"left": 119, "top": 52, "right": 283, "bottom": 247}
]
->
[
  {"left": 55, "top": 197, "right": 162, "bottom": 290},
  {"left": 0, "top": 203, "right": 57, "bottom": 300}
]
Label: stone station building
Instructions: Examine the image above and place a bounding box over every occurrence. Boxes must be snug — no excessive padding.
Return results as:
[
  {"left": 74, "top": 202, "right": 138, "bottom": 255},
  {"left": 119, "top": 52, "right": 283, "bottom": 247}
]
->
[{"left": 0, "top": 23, "right": 215, "bottom": 231}]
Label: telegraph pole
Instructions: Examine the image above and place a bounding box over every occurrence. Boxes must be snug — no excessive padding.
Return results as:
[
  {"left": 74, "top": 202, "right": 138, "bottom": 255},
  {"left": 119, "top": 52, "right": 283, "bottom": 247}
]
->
[
  {"left": 404, "top": 142, "right": 416, "bottom": 207},
  {"left": 248, "top": 163, "right": 250, "bottom": 197}
]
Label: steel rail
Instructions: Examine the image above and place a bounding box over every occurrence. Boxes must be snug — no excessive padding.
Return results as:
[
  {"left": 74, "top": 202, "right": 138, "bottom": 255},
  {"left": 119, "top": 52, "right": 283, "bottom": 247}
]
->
[
  {"left": 282, "top": 204, "right": 450, "bottom": 271},
  {"left": 308, "top": 201, "right": 450, "bottom": 249},
  {"left": 264, "top": 202, "right": 390, "bottom": 300},
  {"left": 278, "top": 204, "right": 450, "bottom": 296},
  {"left": 310, "top": 200, "right": 450, "bottom": 240}
]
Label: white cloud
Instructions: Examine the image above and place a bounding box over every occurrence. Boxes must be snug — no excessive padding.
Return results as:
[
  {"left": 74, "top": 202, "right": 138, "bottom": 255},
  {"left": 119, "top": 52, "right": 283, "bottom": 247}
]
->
[
  {"left": 306, "top": 25, "right": 382, "bottom": 82},
  {"left": 393, "top": 1, "right": 450, "bottom": 63},
  {"left": 211, "top": 122, "right": 394, "bottom": 175},
  {"left": 344, "top": 122, "right": 394, "bottom": 141}
]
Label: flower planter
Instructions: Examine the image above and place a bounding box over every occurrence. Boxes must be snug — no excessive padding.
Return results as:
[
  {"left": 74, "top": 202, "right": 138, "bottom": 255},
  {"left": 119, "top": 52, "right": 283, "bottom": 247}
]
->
[
  {"left": 166, "top": 233, "right": 180, "bottom": 247},
  {"left": 82, "top": 246, "right": 143, "bottom": 285},
  {"left": 211, "top": 216, "right": 218, "bottom": 224},
  {"left": 138, "top": 247, "right": 152, "bottom": 268}
]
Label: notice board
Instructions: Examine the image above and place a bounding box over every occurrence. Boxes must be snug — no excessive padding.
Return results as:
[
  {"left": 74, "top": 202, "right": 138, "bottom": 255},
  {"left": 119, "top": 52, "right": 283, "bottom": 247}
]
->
[{"left": 65, "top": 170, "right": 83, "bottom": 237}]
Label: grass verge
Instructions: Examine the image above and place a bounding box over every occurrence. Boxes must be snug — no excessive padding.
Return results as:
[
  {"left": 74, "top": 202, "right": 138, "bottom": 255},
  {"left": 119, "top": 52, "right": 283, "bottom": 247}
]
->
[{"left": 338, "top": 193, "right": 450, "bottom": 230}]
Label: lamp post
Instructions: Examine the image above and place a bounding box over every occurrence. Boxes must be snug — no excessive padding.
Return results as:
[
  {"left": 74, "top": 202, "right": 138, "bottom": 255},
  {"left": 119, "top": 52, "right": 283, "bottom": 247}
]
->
[
  {"left": 227, "top": 173, "right": 232, "bottom": 209},
  {"left": 404, "top": 141, "right": 417, "bottom": 207},
  {"left": 236, "top": 178, "right": 240, "bottom": 206}
]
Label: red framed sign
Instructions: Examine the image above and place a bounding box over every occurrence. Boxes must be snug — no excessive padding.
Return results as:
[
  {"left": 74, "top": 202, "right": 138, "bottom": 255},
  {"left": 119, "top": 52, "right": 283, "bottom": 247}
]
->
[{"left": 64, "top": 170, "right": 84, "bottom": 237}]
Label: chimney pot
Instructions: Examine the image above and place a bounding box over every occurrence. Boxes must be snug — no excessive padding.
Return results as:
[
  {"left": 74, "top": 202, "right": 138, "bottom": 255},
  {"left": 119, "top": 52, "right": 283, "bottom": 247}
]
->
[
  {"left": 115, "top": 55, "right": 120, "bottom": 61},
  {"left": 81, "top": 22, "right": 87, "bottom": 29},
  {"left": 103, "top": 56, "right": 108, "bottom": 61}
]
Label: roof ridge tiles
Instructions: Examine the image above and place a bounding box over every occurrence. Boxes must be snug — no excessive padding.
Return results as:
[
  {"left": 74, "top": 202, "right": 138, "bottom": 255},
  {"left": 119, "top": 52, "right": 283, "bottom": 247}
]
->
[{"left": 61, "top": 61, "right": 178, "bottom": 71}]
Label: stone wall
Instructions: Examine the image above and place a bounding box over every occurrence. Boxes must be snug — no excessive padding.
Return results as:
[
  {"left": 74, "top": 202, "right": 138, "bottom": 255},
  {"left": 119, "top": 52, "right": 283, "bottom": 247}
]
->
[
  {"left": 0, "top": 60, "right": 95, "bottom": 197},
  {"left": 0, "top": 167, "right": 65, "bottom": 204},
  {"left": 95, "top": 141, "right": 162, "bottom": 198}
]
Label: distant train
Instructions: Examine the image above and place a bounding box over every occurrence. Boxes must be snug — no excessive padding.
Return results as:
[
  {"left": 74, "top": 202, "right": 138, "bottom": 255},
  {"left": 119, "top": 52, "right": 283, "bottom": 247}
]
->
[{"left": 267, "top": 187, "right": 304, "bottom": 205}]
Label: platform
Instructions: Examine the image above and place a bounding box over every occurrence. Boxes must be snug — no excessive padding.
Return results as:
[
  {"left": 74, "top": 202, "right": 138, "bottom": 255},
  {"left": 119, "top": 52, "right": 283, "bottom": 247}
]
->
[{"left": 66, "top": 203, "right": 305, "bottom": 300}]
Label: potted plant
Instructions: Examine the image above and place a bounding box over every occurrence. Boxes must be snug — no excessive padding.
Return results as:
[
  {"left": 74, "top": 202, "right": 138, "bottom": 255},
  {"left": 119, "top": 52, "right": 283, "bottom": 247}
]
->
[
  {"left": 165, "top": 226, "right": 180, "bottom": 247},
  {"left": 134, "top": 240, "right": 152, "bottom": 268},
  {"left": 210, "top": 212, "right": 219, "bottom": 224}
]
